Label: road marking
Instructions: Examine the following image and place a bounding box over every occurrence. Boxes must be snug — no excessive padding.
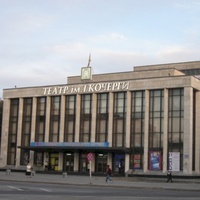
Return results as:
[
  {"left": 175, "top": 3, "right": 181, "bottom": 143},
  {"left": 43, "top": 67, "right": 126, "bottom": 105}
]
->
[
  {"left": 40, "top": 188, "right": 51, "bottom": 192},
  {"left": 8, "top": 186, "right": 23, "bottom": 191}
]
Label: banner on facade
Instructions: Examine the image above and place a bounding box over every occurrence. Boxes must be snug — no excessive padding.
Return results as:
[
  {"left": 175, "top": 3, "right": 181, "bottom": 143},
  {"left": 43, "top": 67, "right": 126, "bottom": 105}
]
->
[
  {"left": 149, "top": 151, "right": 162, "bottom": 170},
  {"left": 168, "top": 152, "right": 180, "bottom": 172},
  {"left": 133, "top": 154, "right": 141, "bottom": 169}
]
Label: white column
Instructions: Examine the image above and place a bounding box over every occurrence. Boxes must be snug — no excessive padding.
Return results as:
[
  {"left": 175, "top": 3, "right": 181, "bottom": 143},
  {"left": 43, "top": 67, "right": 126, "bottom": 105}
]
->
[
  {"left": 195, "top": 91, "right": 200, "bottom": 173},
  {"left": 16, "top": 98, "right": 23, "bottom": 167},
  {"left": 91, "top": 93, "right": 97, "bottom": 142},
  {"left": 0, "top": 99, "right": 10, "bottom": 167},
  {"left": 143, "top": 90, "right": 149, "bottom": 172},
  {"left": 45, "top": 96, "right": 51, "bottom": 142},
  {"left": 125, "top": 91, "right": 131, "bottom": 173},
  {"left": 30, "top": 97, "right": 37, "bottom": 166},
  {"left": 107, "top": 92, "right": 114, "bottom": 166},
  {"left": 75, "top": 94, "right": 81, "bottom": 142},
  {"left": 108, "top": 93, "right": 114, "bottom": 146},
  {"left": 31, "top": 97, "right": 37, "bottom": 142},
  {"left": 163, "top": 89, "right": 168, "bottom": 173},
  {"left": 74, "top": 94, "right": 81, "bottom": 172},
  {"left": 59, "top": 95, "right": 65, "bottom": 142},
  {"left": 183, "top": 87, "right": 193, "bottom": 174}
]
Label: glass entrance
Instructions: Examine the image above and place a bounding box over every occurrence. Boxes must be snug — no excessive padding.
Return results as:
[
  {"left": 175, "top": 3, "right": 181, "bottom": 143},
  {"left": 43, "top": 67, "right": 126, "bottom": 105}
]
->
[
  {"left": 80, "top": 153, "right": 89, "bottom": 172},
  {"left": 63, "top": 153, "right": 74, "bottom": 172},
  {"left": 96, "top": 154, "right": 107, "bottom": 173},
  {"left": 114, "top": 154, "right": 125, "bottom": 174}
]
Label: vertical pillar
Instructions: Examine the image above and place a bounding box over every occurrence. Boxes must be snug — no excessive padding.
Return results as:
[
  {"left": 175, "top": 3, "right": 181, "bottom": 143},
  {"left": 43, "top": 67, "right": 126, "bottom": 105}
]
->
[
  {"left": 30, "top": 97, "right": 37, "bottom": 165},
  {"left": 108, "top": 93, "right": 114, "bottom": 146},
  {"left": 143, "top": 90, "right": 149, "bottom": 172},
  {"left": 91, "top": 93, "right": 97, "bottom": 142},
  {"left": 163, "top": 89, "right": 168, "bottom": 173},
  {"left": 75, "top": 94, "right": 81, "bottom": 142},
  {"left": 59, "top": 95, "right": 65, "bottom": 142},
  {"left": 183, "top": 87, "right": 193, "bottom": 174},
  {"left": 31, "top": 97, "right": 37, "bottom": 142},
  {"left": 45, "top": 96, "right": 51, "bottom": 142},
  {"left": 195, "top": 91, "right": 200, "bottom": 173},
  {"left": 74, "top": 94, "right": 81, "bottom": 172},
  {"left": 16, "top": 98, "right": 23, "bottom": 167},
  {"left": 107, "top": 93, "right": 114, "bottom": 167},
  {"left": 0, "top": 99, "right": 10, "bottom": 167},
  {"left": 125, "top": 91, "right": 131, "bottom": 173}
]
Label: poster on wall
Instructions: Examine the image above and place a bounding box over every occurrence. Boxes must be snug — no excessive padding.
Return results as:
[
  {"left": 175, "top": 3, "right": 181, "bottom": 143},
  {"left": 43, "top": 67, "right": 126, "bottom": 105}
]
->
[
  {"left": 149, "top": 151, "right": 162, "bottom": 170},
  {"left": 133, "top": 154, "right": 141, "bottom": 169},
  {"left": 168, "top": 152, "right": 180, "bottom": 172}
]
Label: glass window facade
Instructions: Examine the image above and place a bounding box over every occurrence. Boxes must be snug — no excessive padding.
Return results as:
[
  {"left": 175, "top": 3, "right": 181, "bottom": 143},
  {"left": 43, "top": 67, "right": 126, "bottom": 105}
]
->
[
  {"left": 7, "top": 99, "right": 19, "bottom": 165},
  {"left": 96, "top": 93, "right": 109, "bottom": 142},
  {"left": 20, "top": 98, "right": 32, "bottom": 165},
  {"left": 130, "top": 91, "right": 145, "bottom": 169},
  {"left": 168, "top": 88, "right": 184, "bottom": 170},
  {"left": 64, "top": 95, "right": 76, "bottom": 142},
  {"left": 113, "top": 92, "right": 126, "bottom": 147},
  {"left": 49, "top": 96, "right": 61, "bottom": 142},
  {"left": 35, "top": 97, "right": 46, "bottom": 142},
  {"left": 149, "top": 90, "right": 164, "bottom": 149},
  {"left": 80, "top": 94, "right": 92, "bottom": 142}
]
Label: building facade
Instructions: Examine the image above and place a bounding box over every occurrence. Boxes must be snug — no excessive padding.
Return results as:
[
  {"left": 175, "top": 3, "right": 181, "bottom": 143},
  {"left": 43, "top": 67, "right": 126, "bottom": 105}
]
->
[{"left": 1, "top": 61, "right": 200, "bottom": 175}]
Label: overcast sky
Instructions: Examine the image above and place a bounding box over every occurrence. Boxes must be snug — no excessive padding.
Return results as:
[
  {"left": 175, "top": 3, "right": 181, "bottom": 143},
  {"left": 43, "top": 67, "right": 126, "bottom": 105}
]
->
[{"left": 1, "top": 0, "right": 200, "bottom": 99}]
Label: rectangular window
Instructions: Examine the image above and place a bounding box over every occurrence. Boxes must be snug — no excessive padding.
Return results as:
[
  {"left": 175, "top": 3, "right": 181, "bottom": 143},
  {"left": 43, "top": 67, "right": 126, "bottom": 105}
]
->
[
  {"left": 130, "top": 91, "right": 145, "bottom": 170},
  {"left": 49, "top": 96, "right": 60, "bottom": 142},
  {"left": 20, "top": 98, "right": 32, "bottom": 165},
  {"left": 35, "top": 97, "right": 46, "bottom": 142},
  {"left": 168, "top": 88, "right": 184, "bottom": 170},
  {"left": 149, "top": 90, "right": 164, "bottom": 149},
  {"left": 80, "top": 94, "right": 92, "bottom": 142},
  {"left": 64, "top": 95, "right": 76, "bottom": 142},
  {"left": 7, "top": 99, "right": 19, "bottom": 165},
  {"left": 113, "top": 92, "right": 126, "bottom": 147}
]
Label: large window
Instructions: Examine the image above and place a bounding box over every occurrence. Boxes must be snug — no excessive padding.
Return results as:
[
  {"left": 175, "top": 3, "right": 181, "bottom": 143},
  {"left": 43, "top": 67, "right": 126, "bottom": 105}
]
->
[
  {"left": 64, "top": 95, "right": 76, "bottom": 142},
  {"left": 113, "top": 92, "right": 126, "bottom": 147},
  {"left": 149, "top": 90, "right": 164, "bottom": 149},
  {"left": 168, "top": 88, "right": 184, "bottom": 170},
  {"left": 20, "top": 98, "right": 32, "bottom": 165},
  {"left": 80, "top": 94, "right": 92, "bottom": 142},
  {"left": 96, "top": 93, "right": 109, "bottom": 142},
  {"left": 130, "top": 91, "right": 145, "bottom": 169},
  {"left": 7, "top": 99, "right": 19, "bottom": 165},
  {"left": 49, "top": 96, "right": 61, "bottom": 142},
  {"left": 35, "top": 97, "right": 46, "bottom": 142}
]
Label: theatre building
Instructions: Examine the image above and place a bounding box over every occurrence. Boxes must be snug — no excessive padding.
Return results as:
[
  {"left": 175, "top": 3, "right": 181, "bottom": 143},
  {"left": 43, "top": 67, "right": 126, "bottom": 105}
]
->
[{"left": 1, "top": 61, "right": 200, "bottom": 175}]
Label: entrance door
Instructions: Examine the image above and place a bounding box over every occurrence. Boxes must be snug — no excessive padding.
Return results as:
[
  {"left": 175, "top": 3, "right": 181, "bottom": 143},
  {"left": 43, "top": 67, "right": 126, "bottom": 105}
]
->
[
  {"left": 96, "top": 154, "right": 107, "bottom": 173},
  {"left": 114, "top": 154, "right": 125, "bottom": 174},
  {"left": 63, "top": 153, "right": 74, "bottom": 172},
  {"left": 80, "top": 154, "right": 89, "bottom": 172}
]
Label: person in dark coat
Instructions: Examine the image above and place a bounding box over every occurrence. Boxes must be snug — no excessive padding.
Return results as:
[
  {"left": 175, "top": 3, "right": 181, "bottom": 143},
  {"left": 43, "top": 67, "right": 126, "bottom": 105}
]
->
[
  {"left": 166, "top": 171, "right": 172, "bottom": 183},
  {"left": 105, "top": 165, "right": 113, "bottom": 183}
]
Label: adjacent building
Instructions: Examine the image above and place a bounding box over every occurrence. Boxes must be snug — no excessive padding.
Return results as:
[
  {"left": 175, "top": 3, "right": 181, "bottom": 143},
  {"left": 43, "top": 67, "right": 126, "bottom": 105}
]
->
[{"left": 1, "top": 61, "right": 200, "bottom": 175}]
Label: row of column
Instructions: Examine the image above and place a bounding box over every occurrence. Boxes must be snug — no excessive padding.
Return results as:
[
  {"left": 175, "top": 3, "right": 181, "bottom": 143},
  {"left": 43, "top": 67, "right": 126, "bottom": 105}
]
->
[{"left": 0, "top": 87, "right": 198, "bottom": 174}]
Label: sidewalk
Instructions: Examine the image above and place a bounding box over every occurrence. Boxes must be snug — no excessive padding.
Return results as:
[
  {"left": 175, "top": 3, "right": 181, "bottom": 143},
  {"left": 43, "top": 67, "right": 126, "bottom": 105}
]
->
[{"left": 0, "top": 171, "right": 200, "bottom": 191}]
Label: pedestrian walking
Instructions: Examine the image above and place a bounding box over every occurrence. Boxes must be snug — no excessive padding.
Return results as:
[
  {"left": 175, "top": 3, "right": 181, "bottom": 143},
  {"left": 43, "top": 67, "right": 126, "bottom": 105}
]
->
[
  {"left": 166, "top": 171, "right": 172, "bottom": 183},
  {"left": 105, "top": 165, "right": 113, "bottom": 183}
]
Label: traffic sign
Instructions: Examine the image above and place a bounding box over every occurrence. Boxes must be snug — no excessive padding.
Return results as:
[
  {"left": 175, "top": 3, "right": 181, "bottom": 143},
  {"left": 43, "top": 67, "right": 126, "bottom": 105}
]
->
[{"left": 87, "top": 153, "right": 94, "bottom": 161}]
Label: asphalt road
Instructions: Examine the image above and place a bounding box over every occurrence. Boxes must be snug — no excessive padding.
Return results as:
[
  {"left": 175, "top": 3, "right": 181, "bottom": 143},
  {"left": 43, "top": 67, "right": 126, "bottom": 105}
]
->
[{"left": 0, "top": 180, "right": 200, "bottom": 200}]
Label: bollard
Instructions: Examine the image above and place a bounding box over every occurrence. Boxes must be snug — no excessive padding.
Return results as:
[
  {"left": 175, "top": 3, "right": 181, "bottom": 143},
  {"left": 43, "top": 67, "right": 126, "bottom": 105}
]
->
[
  {"left": 31, "top": 171, "right": 35, "bottom": 176},
  {"left": 6, "top": 169, "right": 11, "bottom": 175},
  {"left": 62, "top": 172, "right": 67, "bottom": 178}
]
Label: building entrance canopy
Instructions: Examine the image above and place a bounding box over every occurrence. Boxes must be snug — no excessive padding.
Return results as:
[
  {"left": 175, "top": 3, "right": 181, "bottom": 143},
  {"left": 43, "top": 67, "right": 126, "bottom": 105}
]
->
[{"left": 18, "top": 142, "right": 131, "bottom": 154}]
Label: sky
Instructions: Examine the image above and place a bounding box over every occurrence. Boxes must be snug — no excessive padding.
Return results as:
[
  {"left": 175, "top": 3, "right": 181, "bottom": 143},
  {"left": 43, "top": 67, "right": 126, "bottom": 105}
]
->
[{"left": 1, "top": 0, "right": 200, "bottom": 99}]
